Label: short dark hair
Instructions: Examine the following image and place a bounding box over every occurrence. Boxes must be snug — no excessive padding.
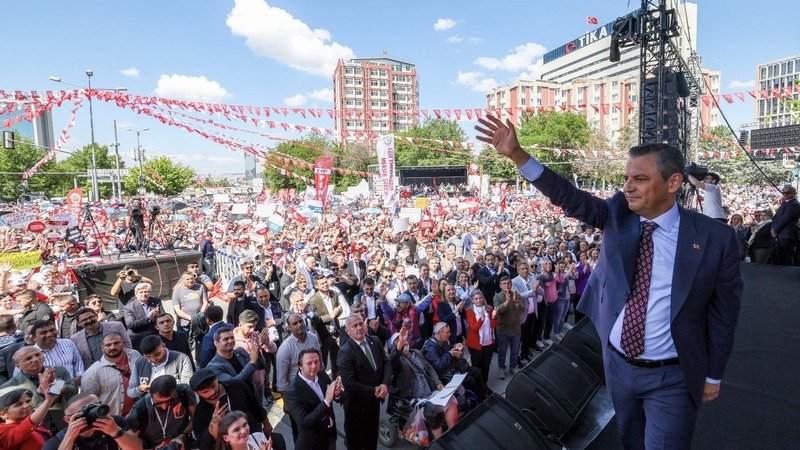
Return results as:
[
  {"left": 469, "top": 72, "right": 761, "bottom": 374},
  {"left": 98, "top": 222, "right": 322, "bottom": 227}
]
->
[
  {"left": 156, "top": 312, "right": 174, "bottom": 323},
  {"left": 214, "top": 326, "right": 234, "bottom": 342},
  {"left": 706, "top": 172, "right": 721, "bottom": 183},
  {"left": 238, "top": 310, "right": 259, "bottom": 325},
  {"left": 628, "top": 143, "right": 685, "bottom": 182},
  {"left": 204, "top": 305, "right": 224, "bottom": 323},
  {"left": 75, "top": 308, "right": 97, "bottom": 321},
  {"left": 0, "top": 389, "right": 32, "bottom": 413},
  {"left": 31, "top": 320, "right": 56, "bottom": 336},
  {"left": 298, "top": 348, "right": 322, "bottom": 365},
  {"left": 0, "top": 315, "right": 15, "bottom": 333},
  {"left": 498, "top": 275, "right": 511, "bottom": 283},
  {"left": 103, "top": 331, "right": 125, "bottom": 342},
  {"left": 233, "top": 280, "right": 246, "bottom": 288},
  {"left": 149, "top": 374, "right": 176, "bottom": 397},
  {"left": 361, "top": 277, "right": 375, "bottom": 287},
  {"left": 405, "top": 274, "right": 418, "bottom": 283},
  {"left": 140, "top": 335, "right": 164, "bottom": 355}
]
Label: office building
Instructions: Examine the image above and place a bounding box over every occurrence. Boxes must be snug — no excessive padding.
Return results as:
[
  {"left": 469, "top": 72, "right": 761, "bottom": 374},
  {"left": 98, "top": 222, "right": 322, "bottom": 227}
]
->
[
  {"left": 332, "top": 57, "right": 418, "bottom": 148},
  {"left": 753, "top": 54, "right": 800, "bottom": 127}
]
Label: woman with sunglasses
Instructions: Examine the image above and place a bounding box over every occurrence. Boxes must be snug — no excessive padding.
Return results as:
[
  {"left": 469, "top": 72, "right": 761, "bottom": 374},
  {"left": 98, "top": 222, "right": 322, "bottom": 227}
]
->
[{"left": 83, "top": 294, "right": 117, "bottom": 323}]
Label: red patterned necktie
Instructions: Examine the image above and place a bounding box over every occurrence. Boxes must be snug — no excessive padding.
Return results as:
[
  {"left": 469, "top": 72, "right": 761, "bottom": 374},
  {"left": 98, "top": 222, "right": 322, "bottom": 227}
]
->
[{"left": 620, "top": 221, "right": 658, "bottom": 358}]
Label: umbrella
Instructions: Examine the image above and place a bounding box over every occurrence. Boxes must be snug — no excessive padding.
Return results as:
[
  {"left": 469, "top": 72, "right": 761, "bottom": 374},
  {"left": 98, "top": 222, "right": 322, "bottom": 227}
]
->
[{"left": 161, "top": 200, "right": 188, "bottom": 212}]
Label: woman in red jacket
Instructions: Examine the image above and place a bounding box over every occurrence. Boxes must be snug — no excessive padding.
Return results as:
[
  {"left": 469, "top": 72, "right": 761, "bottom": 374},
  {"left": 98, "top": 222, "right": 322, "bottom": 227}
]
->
[
  {"left": 0, "top": 378, "right": 60, "bottom": 450},
  {"left": 465, "top": 290, "right": 498, "bottom": 384}
]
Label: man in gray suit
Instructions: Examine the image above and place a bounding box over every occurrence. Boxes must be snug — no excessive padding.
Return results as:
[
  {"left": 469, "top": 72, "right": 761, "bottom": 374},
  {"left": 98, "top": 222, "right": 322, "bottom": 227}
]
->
[{"left": 70, "top": 308, "right": 131, "bottom": 370}]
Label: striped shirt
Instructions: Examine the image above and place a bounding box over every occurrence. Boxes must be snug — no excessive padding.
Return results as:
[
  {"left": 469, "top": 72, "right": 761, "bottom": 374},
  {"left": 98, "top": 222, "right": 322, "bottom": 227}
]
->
[{"left": 34, "top": 339, "right": 85, "bottom": 377}]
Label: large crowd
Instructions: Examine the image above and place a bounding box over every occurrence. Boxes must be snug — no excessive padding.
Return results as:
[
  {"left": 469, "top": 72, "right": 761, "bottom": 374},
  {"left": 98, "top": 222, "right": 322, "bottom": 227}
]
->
[{"left": 0, "top": 176, "right": 793, "bottom": 450}]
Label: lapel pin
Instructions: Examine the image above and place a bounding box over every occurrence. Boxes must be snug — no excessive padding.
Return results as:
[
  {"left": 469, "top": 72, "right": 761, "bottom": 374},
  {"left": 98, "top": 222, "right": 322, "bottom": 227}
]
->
[{"left": 693, "top": 244, "right": 701, "bottom": 250}]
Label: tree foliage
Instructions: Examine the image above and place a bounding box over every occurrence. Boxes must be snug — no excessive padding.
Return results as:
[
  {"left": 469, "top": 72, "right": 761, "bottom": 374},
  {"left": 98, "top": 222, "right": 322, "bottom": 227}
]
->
[
  {"left": 515, "top": 111, "right": 590, "bottom": 178},
  {"left": 48, "top": 144, "right": 125, "bottom": 198},
  {"left": 395, "top": 118, "right": 472, "bottom": 168},
  {"left": 261, "top": 134, "right": 372, "bottom": 193},
  {"left": 123, "top": 155, "right": 195, "bottom": 196},
  {"left": 0, "top": 133, "right": 60, "bottom": 200}
]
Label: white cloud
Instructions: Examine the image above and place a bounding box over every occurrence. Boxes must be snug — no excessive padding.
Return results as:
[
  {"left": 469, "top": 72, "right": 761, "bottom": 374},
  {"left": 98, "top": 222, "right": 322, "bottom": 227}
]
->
[
  {"left": 518, "top": 58, "right": 545, "bottom": 81},
  {"left": 226, "top": 0, "right": 355, "bottom": 77},
  {"left": 434, "top": 18, "right": 457, "bottom": 31},
  {"left": 283, "top": 94, "right": 306, "bottom": 106},
  {"left": 119, "top": 67, "right": 139, "bottom": 77},
  {"left": 468, "top": 37, "right": 485, "bottom": 44},
  {"left": 154, "top": 74, "right": 232, "bottom": 102},
  {"left": 207, "top": 156, "right": 241, "bottom": 164},
  {"left": 729, "top": 79, "right": 754, "bottom": 88},
  {"left": 446, "top": 35, "right": 463, "bottom": 43},
  {"left": 308, "top": 88, "right": 333, "bottom": 102},
  {"left": 455, "top": 71, "right": 499, "bottom": 92},
  {"left": 475, "top": 42, "right": 548, "bottom": 71}
]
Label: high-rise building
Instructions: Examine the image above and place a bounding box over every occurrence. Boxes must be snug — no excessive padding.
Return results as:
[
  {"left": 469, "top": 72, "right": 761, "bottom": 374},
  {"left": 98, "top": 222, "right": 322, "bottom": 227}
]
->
[
  {"left": 487, "top": 1, "right": 720, "bottom": 144},
  {"left": 753, "top": 54, "right": 800, "bottom": 127},
  {"left": 332, "top": 57, "right": 418, "bottom": 148},
  {"left": 1, "top": 98, "right": 55, "bottom": 150}
]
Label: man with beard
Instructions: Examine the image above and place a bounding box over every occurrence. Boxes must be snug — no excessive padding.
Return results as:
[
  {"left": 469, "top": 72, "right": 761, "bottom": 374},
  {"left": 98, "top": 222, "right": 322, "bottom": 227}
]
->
[
  {"left": 71, "top": 308, "right": 131, "bottom": 372},
  {"left": 226, "top": 280, "right": 259, "bottom": 327},
  {"left": 80, "top": 332, "right": 142, "bottom": 416},
  {"left": 32, "top": 320, "right": 84, "bottom": 386},
  {"left": 190, "top": 368, "right": 284, "bottom": 450}
]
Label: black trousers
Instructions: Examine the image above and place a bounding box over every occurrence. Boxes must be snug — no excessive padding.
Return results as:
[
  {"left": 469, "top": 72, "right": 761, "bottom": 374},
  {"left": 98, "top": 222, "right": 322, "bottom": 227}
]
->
[
  {"left": 531, "top": 301, "right": 550, "bottom": 343},
  {"left": 319, "top": 333, "right": 340, "bottom": 379},
  {"left": 469, "top": 344, "right": 494, "bottom": 384},
  {"left": 519, "top": 312, "right": 536, "bottom": 363},
  {"left": 344, "top": 397, "right": 381, "bottom": 450},
  {"left": 777, "top": 238, "right": 800, "bottom": 266}
]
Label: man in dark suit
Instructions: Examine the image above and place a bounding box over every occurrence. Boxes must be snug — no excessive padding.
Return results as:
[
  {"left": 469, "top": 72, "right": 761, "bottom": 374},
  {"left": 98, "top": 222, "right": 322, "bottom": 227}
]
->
[
  {"left": 200, "top": 305, "right": 227, "bottom": 368},
  {"left": 771, "top": 185, "right": 800, "bottom": 265},
  {"left": 476, "top": 253, "right": 507, "bottom": 301},
  {"left": 477, "top": 116, "right": 742, "bottom": 449},
  {"left": 226, "top": 280, "right": 259, "bottom": 327},
  {"left": 285, "top": 348, "right": 340, "bottom": 450},
  {"left": 337, "top": 314, "right": 391, "bottom": 450},
  {"left": 122, "top": 283, "right": 162, "bottom": 351}
]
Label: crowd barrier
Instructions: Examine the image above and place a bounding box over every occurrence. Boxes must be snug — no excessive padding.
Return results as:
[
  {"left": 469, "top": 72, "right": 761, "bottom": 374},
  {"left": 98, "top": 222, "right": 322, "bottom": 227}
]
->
[{"left": 212, "top": 249, "right": 242, "bottom": 292}]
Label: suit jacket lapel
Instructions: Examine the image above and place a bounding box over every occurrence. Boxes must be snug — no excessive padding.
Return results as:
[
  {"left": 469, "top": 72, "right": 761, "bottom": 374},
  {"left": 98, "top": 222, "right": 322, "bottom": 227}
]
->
[
  {"left": 671, "top": 209, "right": 707, "bottom": 322},
  {"left": 619, "top": 212, "right": 641, "bottom": 290}
]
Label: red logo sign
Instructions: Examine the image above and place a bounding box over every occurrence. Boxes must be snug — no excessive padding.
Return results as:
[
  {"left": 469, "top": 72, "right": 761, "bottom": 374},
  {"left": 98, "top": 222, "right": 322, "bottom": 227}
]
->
[
  {"left": 47, "top": 220, "right": 69, "bottom": 227},
  {"left": 28, "top": 221, "right": 46, "bottom": 233},
  {"left": 46, "top": 232, "right": 61, "bottom": 243},
  {"left": 565, "top": 41, "right": 577, "bottom": 53}
]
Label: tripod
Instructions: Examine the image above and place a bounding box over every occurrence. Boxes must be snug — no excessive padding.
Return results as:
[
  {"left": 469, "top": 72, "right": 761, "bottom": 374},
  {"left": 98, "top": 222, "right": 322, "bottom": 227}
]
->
[
  {"left": 79, "top": 206, "right": 108, "bottom": 263},
  {"left": 142, "top": 212, "right": 172, "bottom": 255}
]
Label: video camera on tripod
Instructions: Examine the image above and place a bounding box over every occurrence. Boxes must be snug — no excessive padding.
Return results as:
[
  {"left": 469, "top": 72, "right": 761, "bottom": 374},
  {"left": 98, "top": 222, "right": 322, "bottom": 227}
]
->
[{"left": 685, "top": 162, "right": 709, "bottom": 180}]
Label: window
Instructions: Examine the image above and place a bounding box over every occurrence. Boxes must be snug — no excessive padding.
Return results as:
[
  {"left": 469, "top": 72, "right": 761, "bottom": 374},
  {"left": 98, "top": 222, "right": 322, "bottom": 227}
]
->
[
  {"left": 595, "top": 85, "right": 601, "bottom": 93},
  {"left": 768, "top": 65, "right": 773, "bottom": 78},
  {"left": 345, "top": 89, "right": 354, "bottom": 96},
  {"left": 371, "top": 69, "right": 378, "bottom": 76},
  {"left": 371, "top": 80, "right": 379, "bottom": 87},
  {"left": 537, "top": 86, "right": 543, "bottom": 94},
  {"left": 355, "top": 89, "right": 362, "bottom": 96},
  {"left": 537, "top": 98, "right": 542, "bottom": 106},
  {"left": 577, "top": 87, "right": 584, "bottom": 94},
  {"left": 500, "top": 91, "right": 505, "bottom": 98},
  {"left": 520, "top": 98, "right": 526, "bottom": 106},
  {"left": 521, "top": 86, "right": 527, "bottom": 94},
  {"left": 345, "top": 67, "right": 354, "bottom": 75},
  {"left": 612, "top": 81, "right": 619, "bottom": 88},
  {"left": 345, "top": 99, "right": 354, "bottom": 106},
  {"left": 345, "top": 78, "right": 354, "bottom": 86},
  {"left": 761, "top": 66, "right": 767, "bottom": 79},
  {"left": 788, "top": 60, "right": 794, "bottom": 74},
  {"left": 612, "top": 93, "right": 619, "bottom": 101},
  {"left": 782, "top": 62, "right": 787, "bottom": 76}
]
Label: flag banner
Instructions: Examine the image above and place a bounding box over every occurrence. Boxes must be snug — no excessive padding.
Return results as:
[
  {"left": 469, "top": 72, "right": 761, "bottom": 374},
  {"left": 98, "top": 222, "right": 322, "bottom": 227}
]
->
[
  {"left": 66, "top": 188, "right": 84, "bottom": 222},
  {"left": 376, "top": 134, "right": 397, "bottom": 207},
  {"left": 314, "top": 156, "right": 333, "bottom": 209},
  {"left": 267, "top": 214, "right": 285, "bottom": 232},
  {"left": 587, "top": 16, "right": 598, "bottom": 24},
  {"left": 0, "top": 250, "right": 42, "bottom": 270}
]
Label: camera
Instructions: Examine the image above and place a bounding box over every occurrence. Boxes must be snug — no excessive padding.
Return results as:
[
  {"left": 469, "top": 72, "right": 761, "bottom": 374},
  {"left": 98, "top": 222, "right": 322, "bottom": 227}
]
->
[
  {"left": 685, "top": 162, "right": 709, "bottom": 180},
  {"left": 129, "top": 206, "right": 142, "bottom": 215},
  {"left": 127, "top": 270, "right": 135, "bottom": 276},
  {"left": 158, "top": 441, "right": 183, "bottom": 450},
  {"left": 148, "top": 205, "right": 161, "bottom": 216},
  {"left": 76, "top": 402, "right": 110, "bottom": 427}
]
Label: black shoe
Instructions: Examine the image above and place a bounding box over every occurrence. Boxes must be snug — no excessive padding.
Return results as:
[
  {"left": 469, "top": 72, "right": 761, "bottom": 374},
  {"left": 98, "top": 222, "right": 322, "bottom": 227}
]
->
[{"left": 533, "top": 343, "right": 544, "bottom": 352}]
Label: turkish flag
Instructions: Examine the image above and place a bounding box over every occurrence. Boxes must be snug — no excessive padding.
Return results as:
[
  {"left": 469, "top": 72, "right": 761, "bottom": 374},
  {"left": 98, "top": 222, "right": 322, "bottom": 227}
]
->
[
  {"left": 288, "top": 207, "right": 309, "bottom": 225},
  {"left": 314, "top": 157, "right": 333, "bottom": 209},
  {"left": 587, "top": 16, "right": 598, "bottom": 25}
]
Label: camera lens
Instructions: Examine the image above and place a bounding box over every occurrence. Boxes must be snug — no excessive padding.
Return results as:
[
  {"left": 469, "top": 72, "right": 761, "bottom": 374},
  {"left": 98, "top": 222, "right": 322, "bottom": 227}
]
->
[{"left": 127, "top": 270, "right": 134, "bottom": 276}]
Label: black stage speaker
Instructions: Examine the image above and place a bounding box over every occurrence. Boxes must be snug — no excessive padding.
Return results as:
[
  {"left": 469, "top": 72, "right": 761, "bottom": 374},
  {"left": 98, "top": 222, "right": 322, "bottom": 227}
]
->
[
  {"left": 557, "top": 318, "right": 605, "bottom": 382},
  {"left": 505, "top": 345, "right": 601, "bottom": 439},
  {"left": 428, "top": 393, "right": 554, "bottom": 450}
]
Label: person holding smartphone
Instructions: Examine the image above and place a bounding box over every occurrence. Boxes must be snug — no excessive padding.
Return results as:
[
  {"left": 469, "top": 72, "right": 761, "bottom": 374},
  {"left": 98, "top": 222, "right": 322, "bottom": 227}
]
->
[{"left": 0, "top": 378, "right": 62, "bottom": 449}]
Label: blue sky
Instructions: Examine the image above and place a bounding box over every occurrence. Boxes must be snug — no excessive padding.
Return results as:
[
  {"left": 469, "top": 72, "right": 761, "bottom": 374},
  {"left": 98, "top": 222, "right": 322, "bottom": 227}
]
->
[{"left": 4, "top": 0, "right": 799, "bottom": 176}]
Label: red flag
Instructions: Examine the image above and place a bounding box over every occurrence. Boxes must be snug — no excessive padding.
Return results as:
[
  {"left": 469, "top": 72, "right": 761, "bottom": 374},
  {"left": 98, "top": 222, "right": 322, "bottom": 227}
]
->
[
  {"left": 314, "top": 157, "right": 333, "bottom": 209},
  {"left": 288, "top": 207, "right": 309, "bottom": 225},
  {"left": 382, "top": 49, "right": 388, "bottom": 54},
  {"left": 66, "top": 188, "right": 83, "bottom": 222},
  {"left": 468, "top": 163, "right": 479, "bottom": 175},
  {"left": 500, "top": 197, "right": 507, "bottom": 212},
  {"left": 587, "top": 16, "right": 598, "bottom": 25}
]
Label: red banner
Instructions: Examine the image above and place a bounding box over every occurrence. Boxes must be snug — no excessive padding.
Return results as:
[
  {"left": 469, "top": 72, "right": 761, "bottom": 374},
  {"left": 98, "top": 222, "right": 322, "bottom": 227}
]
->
[
  {"left": 66, "top": 188, "right": 83, "bottom": 222},
  {"left": 314, "top": 156, "right": 333, "bottom": 209}
]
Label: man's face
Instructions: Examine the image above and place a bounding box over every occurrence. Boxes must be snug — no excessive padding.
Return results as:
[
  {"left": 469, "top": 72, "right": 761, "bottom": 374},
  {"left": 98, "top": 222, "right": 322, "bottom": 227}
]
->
[
  {"left": 363, "top": 283, "right": 375, "bottom": 296},
  {"left": 256, "top": 289, "right": 270, "bottom": 307},
  {"left": 77, "top": 311, "right": 100, "bottom": 334},
  {"left": 351, "top": 306, "right": 367, "bottom": 320},
  {"left": 195, "top": 379, "right": 222, "bottom": 402},
  {"left": 64, "top": 394, "right": 102, "bottom": 437},
  {"left": 407, "top": 278, "right": 418, "bottom": 292},
  {"left": 419, "top": 266, "right": 430, "bottom": 279},
  {"left": 102, "top": 336, "right": 125, "bottom": 359},
  {"left": 233, "top": 285, "right": 246, "bottom": 298},
  {"left": 152, "top": 391, "right": 175, "bottom": 411},
  {"left": 500, "top": 278, "right": 512, "bottom": 291},
  {"left": 136, "top": 288, "right": 151, "bottom": 302},
  {"left": 345, "top": 316, "right": 367, "bottom": 341},
  {"left": 156, "top": 315, "right": 175, "bottom": 334},
  {"left": 181, "top": 274, "right": 195, "bottom": 288},
  {"left": 429, "top": 258, "right": 439, "bottom": 271},
  {"left": 59, "top": 297, "right": 80, "bottom": 314},
  {"left": 703, "top": 175, "right": 717, "bottom": 185},
  {"left": 215, "top": 331, "right": 236, "bottom": 352},
  {"left": 547, "top": 245, "right": 556, "bottom": 255},
  {"left": 485, "top": 255, "right": 496, "bottom": 268},
  {"left": 16, "top": 294, "right": 35, "bottom": 308},
  {"left": 15, "top": 347, "right": 44, "bottom": 374},
  {"left": 436, "top": 326, "right": 451, "bottom": 344},
  {"left": 395, "top": 266, "right": 406, "bottom": 280},
  {"left": 518, "top": 264, "right": 529, "bottom": 277},
  {"left": 288, "top": 315, "right": 306, "bottom": 338},
  {"left": 623, "top": 153, "right": 681, "bottom": 219},
  {"left": 299, "top": 352, "right": 322, "bottom": 379},
  {"left": 446, "top": 248, "right": 455, "bottom": 260},
  {"left": 35, "top": 324, "right": 58, "bottom": 348},
  {"left": 241, "top": 263, "right": 253, "bottom": 275},
  {"left": 188, "top": 264, "right": 200, "bottom": 274},
  {"left": 144, "top": 344, "right": 168, "bottom": 365}
]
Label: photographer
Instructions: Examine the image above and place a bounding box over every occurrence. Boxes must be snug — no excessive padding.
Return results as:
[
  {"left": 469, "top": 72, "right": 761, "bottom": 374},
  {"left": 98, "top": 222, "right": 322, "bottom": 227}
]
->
[
  {"left": 126, "top": 198, "right": 146, "bottom": 251},
  {"left": 687, "top": 169, "right": 727, "bottom": 222},
  {"left": 110, "top": 265, "right": 154, "bottom": 308},
  {"left": 43, "top": 393, "right": 143, "bottom": 450}
]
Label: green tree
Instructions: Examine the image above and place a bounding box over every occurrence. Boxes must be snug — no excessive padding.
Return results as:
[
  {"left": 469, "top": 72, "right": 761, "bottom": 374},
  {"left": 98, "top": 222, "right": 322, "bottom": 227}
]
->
[
  {"left": 395, "top": 118, "right": 472, "bottom": 167},
  {"left": 515, "top": 111, "right": 591, "bottom": 178},
  {"left": 50, "top": 144, "right": 125, "bottom": 198},
  {"left": 0, "top": 133, "right": 63, "bottom": 200},
  {"left": 478, "top": 147, "right": 517, "bottom": 182},
  {"left": 575, "top": 128, "right": 626, "bottom": 187},
  {"left": 123, "top": 156, "right": 195, "bottom": 196}
]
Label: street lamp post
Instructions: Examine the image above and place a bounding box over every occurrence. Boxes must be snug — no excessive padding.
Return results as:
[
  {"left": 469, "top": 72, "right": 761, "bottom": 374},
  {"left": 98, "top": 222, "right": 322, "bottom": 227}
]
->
[
  {"left": 127, "top": 128, "right": 149, "bottom": 195},
  {"left": 48, "top": 73, "right": 126, "bottom": 201},
  {"left": 112, "top": 120, "right": 123, "bottom": 197}
]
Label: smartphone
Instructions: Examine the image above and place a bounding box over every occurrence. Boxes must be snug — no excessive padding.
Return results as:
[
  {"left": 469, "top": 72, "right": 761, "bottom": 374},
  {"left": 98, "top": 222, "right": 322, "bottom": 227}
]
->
[
  {"left": 218, "top": 393, "right": 229, "bottom": 406},
  {"left": 48, "top": 379, "right": 66, "bottom": 395},
  {"left": 140, "top": 377, "right": 149, "bottom": 385}
]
